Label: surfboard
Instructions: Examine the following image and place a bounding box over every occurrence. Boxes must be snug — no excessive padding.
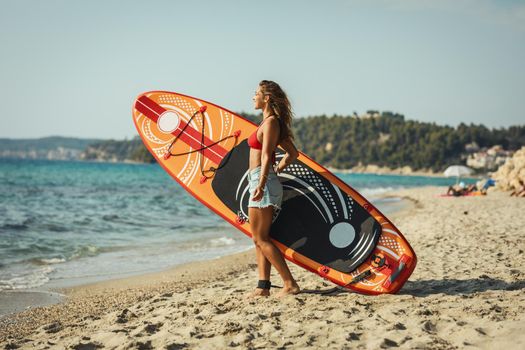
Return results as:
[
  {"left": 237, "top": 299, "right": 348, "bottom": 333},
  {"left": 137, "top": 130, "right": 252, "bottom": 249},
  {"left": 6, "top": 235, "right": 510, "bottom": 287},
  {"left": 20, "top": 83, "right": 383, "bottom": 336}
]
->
[{"left": 132, "top": 90, "right": 417, "bottom": 295}]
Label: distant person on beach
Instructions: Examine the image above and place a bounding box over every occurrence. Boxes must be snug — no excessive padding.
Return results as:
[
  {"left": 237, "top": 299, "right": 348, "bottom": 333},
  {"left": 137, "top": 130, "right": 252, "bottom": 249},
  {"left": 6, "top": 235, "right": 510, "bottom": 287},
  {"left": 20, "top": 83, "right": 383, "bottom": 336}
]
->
[
  {"left": 479, "top": 178, "right": 495, "bottom": 195},
  {"left": 246, "top": 80, "right": 300, "bottom": 298},
  {"left": 466, "top": 183, "right": 478, "bottom": 194},
  {"left": 447, "top": 182, "right": 480, "bottom": 196},
  {"left": 447, "top": 181, "right": 467, "bottom": 196},
  {"left": 510, "top": 179, "right": 525, "bottom": 197}
]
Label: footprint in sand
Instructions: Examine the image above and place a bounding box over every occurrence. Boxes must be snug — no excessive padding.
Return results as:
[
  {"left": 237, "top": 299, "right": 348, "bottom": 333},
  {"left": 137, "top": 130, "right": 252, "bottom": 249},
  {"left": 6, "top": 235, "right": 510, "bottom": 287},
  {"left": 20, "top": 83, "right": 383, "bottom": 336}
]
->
[
  {"left": 116, "top": 308, "right": 137, "bottom": 324},
  {"left": 392, "top": 322, "right": 407, "bottom": 330},
  {"left": 129, "top": 340, "right": 153, "bottom": 350},
  {"left": 213, "top": 306, "right": 228, "bottom": 314},
  {"left": 422, "top": 320, "right": 437, "bottom": 333},
  {"left": 475, "top": 327, "right": 487, "bottom": 335},
  {"left": 221, "top": 321, "right": 243, "bottom": 335},
  {"left": 346, "top": 332, "right": 361, "bottom": 341},
  {"left": 144, "top": 322, "right": 163, "bottom": 334},
  {"left": 380, "top": 338, "right": 399, "bottom": 348},
  {"left": 70, "top": 342, "right": 104, "bottom": 350},
  {"left": 42, "top": 321, "right": 63, "bottom": 334}
]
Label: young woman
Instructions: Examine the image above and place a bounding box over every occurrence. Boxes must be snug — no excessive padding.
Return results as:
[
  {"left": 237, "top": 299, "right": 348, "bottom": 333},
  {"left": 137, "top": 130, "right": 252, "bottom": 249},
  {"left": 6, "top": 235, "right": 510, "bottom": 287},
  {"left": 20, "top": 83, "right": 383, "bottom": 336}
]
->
[{"left": 247, "top": 80, "right": 300, "bottom": 297}]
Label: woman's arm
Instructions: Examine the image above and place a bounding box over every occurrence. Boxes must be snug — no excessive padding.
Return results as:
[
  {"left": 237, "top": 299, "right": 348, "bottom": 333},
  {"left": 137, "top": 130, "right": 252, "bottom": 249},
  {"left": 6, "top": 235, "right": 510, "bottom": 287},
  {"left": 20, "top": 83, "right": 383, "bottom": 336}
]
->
[
  {"left": 275, "top": 137, "right": 299, "bottom": 173},
  {"left": 256, "top": 118, "right": 280, "bottom": 189}
]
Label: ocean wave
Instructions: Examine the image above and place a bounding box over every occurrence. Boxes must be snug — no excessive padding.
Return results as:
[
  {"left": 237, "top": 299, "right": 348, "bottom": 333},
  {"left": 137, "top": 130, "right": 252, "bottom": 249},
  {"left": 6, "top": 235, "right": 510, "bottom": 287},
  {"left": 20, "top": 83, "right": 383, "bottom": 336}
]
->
[
  {"left": 20, "top": 245, "right": 131, "bottom": 266},
  {"left": 100, "top": 214, "right": 148, "bottom": 227},
  {"left": 70, "top": 245, "right": 100, "bottom": 259},
  {"left": 358, "top": 186, "right": 403, "bottom": 198},
  {"left": 40, "top": 223, "right": 69, "bottom": 232},
  {"left": 0, "top": 223, "right": 29, "bottom": 232},
  {"left": 376, "top": 197, "right": 403, "bottom": 203},
  {"left": 23, "top": 216, "right": 39, "bottom": 225},
  {"left": 102, "top": 214, "right": 120, "bottom": 221},
  {"left": 209, "top": 237, "right": 236, "bottom": 246},
  {"left": 72, "top": 217, "right": 92, "bottom": 225},
  {"left": 0, "top": 266, "right": 54, "bottom": 291},
  {"left": 170, "top": 236, "right": 239, "bottom": 252},
  {"left": 32, "top": 257, "right": 67, "bottom": 265}
]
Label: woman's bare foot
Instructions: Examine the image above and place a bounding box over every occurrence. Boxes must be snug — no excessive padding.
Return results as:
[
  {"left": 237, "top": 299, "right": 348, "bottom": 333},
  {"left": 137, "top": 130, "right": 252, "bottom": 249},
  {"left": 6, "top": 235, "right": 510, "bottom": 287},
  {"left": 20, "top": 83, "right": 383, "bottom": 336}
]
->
[
  {"left": 245, "top": 288, "right": 270, "bottom": 299},
  {"left": 276, "top": 282, "right": 300, "bottom": 298}
]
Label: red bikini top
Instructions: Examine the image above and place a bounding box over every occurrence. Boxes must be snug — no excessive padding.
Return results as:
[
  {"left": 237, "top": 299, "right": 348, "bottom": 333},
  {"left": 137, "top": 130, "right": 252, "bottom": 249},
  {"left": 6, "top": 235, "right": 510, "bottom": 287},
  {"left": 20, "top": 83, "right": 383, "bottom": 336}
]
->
[{"left": 248, "top": 117, "right": 277, "bottom": 163}]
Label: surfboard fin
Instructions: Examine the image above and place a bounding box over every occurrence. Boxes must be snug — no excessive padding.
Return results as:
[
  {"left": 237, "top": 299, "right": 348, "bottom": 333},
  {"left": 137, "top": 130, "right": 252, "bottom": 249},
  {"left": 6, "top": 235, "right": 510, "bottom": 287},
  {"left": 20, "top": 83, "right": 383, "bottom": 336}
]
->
[
  {"left": 349, "top": 270, "right": 373, "bottom": 284},
  {"left": 382, "top": 254, "right": 411, "bottom": 289}
]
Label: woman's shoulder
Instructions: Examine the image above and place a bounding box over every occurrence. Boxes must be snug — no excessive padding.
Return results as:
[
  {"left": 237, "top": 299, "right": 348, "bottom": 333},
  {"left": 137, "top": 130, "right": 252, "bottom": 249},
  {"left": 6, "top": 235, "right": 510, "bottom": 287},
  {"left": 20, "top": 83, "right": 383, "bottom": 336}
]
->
[{"left": 262, "top": 116, "right": 280, "bottom": 128}]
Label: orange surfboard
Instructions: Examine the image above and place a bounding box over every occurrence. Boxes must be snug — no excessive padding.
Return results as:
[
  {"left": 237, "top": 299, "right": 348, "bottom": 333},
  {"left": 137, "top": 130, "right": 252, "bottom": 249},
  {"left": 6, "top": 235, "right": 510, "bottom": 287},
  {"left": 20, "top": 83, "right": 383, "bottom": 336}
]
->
[{"left": 132, "top": 91, "right": 417, "bottom": 295}]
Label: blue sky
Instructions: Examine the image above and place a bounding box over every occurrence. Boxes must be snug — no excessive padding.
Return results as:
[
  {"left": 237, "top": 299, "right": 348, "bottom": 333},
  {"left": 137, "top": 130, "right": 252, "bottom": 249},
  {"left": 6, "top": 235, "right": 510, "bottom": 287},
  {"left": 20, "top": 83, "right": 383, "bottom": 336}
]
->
[{"left": 0, "top": 0, "right": 524, "bottom": 139}]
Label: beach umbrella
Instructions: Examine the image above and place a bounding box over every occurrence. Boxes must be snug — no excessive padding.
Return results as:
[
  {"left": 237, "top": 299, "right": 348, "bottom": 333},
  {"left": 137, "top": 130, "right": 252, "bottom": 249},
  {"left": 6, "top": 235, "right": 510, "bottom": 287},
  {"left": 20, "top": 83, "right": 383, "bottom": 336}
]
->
[{"left": 444, "top": 165, "right": 473, "bottom": 184}]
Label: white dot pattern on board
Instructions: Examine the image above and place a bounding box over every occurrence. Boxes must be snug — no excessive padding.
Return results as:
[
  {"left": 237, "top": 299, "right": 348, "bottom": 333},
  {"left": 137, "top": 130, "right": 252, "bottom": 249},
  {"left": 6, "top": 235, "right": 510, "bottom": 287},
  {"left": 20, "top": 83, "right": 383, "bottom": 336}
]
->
[
  {"left": 159, "top": 95, "right": 193, "bottom": 110},
  {"left": 222, "top": 112, "right": 231, "bottom": 137},
  {"left": 181, "top": 160, "right": 195, "bottom": 182},
  {"left": 344, "top": 196, "right": 354, "bottom": 219},
  {"left": 153, "top": 144, "right": 170, "bottom": 157},
  {"left": 285, "top": 163, "right": 338, "bottom": 215},
  {"left": 157, "top": 97, "right": 201, "bottom": 129},
  {"left": 143, "top": 120, "right": 166, "bottom": 144},
  {"left": 378, "top": 236, "right": 405, "bottom": 254}
]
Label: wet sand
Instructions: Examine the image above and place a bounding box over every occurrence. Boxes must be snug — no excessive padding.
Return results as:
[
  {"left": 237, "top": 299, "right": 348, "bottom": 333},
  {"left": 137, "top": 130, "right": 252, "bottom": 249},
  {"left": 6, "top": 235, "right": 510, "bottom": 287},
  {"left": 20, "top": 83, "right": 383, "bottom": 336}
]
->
[
  {"left": 1, "top": 187, "right": 524, "bottom": 349},
  {"left": 0, "top": 291, "right": 65, "bottom": 318}
]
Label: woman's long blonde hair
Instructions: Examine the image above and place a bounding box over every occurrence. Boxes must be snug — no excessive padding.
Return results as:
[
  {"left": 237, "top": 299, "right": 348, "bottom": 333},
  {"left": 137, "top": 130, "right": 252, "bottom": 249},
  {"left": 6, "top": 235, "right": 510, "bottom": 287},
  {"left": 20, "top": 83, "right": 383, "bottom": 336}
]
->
[{"left": 259, "top": 80, "right": 294, "bottom": 142}]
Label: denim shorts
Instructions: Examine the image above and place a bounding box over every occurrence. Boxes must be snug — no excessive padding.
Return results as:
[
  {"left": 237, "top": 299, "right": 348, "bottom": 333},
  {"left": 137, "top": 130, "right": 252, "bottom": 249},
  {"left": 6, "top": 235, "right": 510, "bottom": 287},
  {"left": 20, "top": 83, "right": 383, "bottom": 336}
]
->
[{"left": 247, "top": 166, "right": 283, "bottom": 213}]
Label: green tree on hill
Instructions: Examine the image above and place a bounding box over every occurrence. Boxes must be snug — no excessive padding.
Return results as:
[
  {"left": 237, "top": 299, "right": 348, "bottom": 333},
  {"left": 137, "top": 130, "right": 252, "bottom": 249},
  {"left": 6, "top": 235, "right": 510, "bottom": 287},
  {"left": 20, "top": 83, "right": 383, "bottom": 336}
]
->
[{"left": 87, "top": 112, "right": 524, "bottom": 171}]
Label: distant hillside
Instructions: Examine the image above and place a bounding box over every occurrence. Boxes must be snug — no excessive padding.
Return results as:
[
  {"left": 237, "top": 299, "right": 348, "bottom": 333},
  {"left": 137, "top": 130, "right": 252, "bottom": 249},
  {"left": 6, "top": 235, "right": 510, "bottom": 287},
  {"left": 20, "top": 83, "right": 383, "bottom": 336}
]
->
[
  {"left": 2, "top": 113, "right": 523, "bottom": 171},
  {"left": 79, "top": 137, "right": 154, "bottom": 163},
  {"left": 0, "top": 136, "right": 101, "bottom": 160},
  {"left": 241, "top": 111, "right": 525, "bottom": 172},
  {"left": 78, "top": 113, "right": 262, "bottom": 163}
]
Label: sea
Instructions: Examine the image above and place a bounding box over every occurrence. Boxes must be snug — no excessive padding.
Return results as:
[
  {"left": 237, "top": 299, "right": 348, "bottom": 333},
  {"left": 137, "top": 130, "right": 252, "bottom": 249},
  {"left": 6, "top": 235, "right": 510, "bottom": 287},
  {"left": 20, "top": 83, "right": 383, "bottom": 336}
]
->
[{"left": 0, "top": 159, "right": 478, "bottom": 292}]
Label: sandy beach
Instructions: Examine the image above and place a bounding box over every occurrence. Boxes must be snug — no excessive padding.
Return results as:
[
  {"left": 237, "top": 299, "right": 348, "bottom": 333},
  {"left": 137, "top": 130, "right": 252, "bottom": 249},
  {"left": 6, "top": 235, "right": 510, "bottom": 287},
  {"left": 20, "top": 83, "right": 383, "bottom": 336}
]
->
[{"left": 1, "top": 186, "right": 524, "bottom": 349}]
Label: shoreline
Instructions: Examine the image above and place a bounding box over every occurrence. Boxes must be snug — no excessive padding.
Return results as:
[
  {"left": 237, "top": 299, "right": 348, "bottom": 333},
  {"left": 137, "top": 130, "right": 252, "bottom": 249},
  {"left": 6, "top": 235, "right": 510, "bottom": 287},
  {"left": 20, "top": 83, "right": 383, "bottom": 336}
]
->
[
  {"left": 0, "top": 192, "right": 415, "bottom": 339},
  {"left": 1, "top": 158, "right": 487, "bottom": 178},
  {"left": 327, "top": 165, "right": 488, "bottom": 178},
  {"left": 0, "top": 195, "right": 411, "bottom": 316},
  {"left": 0, "top": 291, "right": 66, "bottom": 318},
  {"left": 327, "top": 165, "right": 440, "bottom": 177},
  {"left": 54, "top": 194, "right": 416, "bottom": 296},
  {"left": 1, "top": 186, "right": 524, "bottom": 349},
  {"left": 0, "top": 245, "right": 257, "bottom": 319},
  {"left": 0, "top": 248, "right": 259, "bottom": 344}
]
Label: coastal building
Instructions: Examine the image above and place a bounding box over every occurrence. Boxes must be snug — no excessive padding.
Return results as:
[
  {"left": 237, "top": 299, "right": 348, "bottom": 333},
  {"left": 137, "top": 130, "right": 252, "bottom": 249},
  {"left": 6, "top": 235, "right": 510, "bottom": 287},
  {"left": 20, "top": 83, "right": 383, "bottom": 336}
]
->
[{"left": 466, "top": 145, "right": 513, "bottom": 170}]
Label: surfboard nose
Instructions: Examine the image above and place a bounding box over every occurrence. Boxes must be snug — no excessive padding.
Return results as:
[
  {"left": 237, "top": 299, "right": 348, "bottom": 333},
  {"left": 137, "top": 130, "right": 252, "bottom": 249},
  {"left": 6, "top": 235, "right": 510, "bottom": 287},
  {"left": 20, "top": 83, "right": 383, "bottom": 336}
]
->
[{"left": 133, "top": 94, "right": 227, "bottom": 166}]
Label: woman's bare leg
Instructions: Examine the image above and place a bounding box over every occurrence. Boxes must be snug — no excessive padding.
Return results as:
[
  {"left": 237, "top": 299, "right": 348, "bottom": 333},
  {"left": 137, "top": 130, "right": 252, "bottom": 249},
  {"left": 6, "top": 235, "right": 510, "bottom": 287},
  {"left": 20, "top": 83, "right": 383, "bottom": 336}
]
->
[
  {"left": 247, "top": 209, "right": 271, "bottom": 297},
  {"left": 244, "top": 246, "right": 271, "bottom": 297},
  {"left": 256, "top": 245, "right": 271, "bottom": 281},
  {"left": 249, "top": 206, "right": 299, "bottom": 296}
]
